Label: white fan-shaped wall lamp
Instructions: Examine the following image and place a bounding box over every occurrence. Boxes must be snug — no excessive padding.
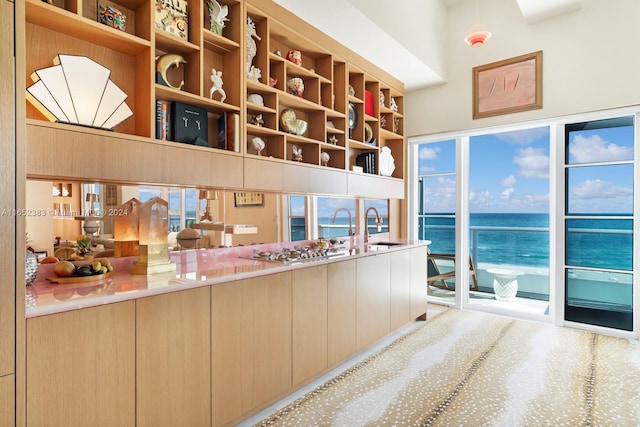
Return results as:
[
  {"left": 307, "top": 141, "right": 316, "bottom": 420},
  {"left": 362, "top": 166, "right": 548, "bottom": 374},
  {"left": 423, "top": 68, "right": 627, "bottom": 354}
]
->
[{"left": 26, "top": 54, "right": 133, "bottom": 130}]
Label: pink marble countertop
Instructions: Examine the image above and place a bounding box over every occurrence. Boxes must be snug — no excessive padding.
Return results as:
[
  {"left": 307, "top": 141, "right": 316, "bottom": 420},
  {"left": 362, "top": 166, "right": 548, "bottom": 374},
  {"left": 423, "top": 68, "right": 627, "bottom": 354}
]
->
[{"left": 26, "top": 239, "right": 428, "bottom": 318}]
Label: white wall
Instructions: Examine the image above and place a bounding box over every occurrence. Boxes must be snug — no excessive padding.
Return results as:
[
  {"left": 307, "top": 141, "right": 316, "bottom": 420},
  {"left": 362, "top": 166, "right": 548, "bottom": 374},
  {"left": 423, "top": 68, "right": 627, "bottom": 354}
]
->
[{"left": 406, "top": 0, "right": 640, "bottom": 137}]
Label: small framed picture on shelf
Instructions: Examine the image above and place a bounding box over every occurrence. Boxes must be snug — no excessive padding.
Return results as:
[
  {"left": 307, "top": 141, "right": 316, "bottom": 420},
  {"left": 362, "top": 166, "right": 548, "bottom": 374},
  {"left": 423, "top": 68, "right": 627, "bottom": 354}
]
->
[
  {"left": 234, "top": 192, "right": 264, "bottom": 207},
  {"left": 473, "top": 50, "right": 542, "bottom": 119}
]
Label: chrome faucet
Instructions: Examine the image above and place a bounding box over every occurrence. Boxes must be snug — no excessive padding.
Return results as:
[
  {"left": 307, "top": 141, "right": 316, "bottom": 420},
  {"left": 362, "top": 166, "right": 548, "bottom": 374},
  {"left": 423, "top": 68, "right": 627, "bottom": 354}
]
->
[
  {"left": 364, "top": 207, "right": 382, "bottom": 243},
  {"left": 332, "top": 208, "right": 354, "bottom": 236}
]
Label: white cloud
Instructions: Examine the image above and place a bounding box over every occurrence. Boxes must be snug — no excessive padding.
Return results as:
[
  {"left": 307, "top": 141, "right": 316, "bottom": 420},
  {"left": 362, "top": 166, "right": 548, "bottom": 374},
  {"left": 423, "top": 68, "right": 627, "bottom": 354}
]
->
[
  {"left": 501, "top": 175, "right": 517, "bottom": 187},
  {"left": 423, "top": 177, "right": 456, "bottom": 212},
  {"left": 501, "top": 188, "right": 515, "bottom": 200},
  {"left": 495, "top": 127, "right": 549, "bottom": 145},
  {"left": 514, "top": 147, "right": 549, "bottom": 179},
  {"left": 569, "top": 134, "right": 633, "bottom": 163},
  {"left": 469, "top": 190, "right": 492, "bottom": 207},
  {"left": 571, "top": 179, "right": 633, "bottom": 199},
  {"left": 419, "top": 145, "right": 440, "bottom": 160},
  {"left": 419, "top": 165, "right": 436, "bottom": 174}
]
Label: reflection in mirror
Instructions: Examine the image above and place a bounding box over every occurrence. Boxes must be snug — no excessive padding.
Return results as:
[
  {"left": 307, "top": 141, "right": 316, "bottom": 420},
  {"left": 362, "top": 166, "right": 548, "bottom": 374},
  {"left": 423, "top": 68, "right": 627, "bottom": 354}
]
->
[{"left": 25, "top": 180, "right": 391, "bottom": 258}]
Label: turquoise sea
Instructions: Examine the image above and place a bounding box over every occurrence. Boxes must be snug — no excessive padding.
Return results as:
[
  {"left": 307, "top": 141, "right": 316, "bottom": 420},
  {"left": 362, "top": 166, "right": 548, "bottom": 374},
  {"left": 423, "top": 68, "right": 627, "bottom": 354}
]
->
[{"left": 421, "top": 213, "right": 632, "bottom": 271}]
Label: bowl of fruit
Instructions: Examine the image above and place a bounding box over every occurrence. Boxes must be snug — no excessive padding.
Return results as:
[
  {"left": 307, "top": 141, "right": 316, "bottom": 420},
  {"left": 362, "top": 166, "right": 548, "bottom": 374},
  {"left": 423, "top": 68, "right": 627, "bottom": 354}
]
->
[{"left": 47, "top": 258, "right": 114, "bottom": 284}]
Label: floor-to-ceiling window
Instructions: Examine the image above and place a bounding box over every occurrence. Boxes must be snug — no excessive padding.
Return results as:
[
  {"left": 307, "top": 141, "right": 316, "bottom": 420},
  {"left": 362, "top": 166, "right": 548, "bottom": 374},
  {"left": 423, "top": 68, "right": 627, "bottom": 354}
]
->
[
  {"left": 564, "top": 116, "right": 635, "bottom": 331},
  {"left": 417, "top": 139, "right": 457, "bottom": 300},
  {"left": 412, "top": 108, "right": 638, "bottom": 336}
]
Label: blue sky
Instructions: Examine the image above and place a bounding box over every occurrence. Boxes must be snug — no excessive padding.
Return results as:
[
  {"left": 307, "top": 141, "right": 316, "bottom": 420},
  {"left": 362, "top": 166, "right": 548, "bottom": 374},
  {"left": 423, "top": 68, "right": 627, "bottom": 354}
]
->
[{"left": 420, "top": 122, "right": 634, "bottom": 214}]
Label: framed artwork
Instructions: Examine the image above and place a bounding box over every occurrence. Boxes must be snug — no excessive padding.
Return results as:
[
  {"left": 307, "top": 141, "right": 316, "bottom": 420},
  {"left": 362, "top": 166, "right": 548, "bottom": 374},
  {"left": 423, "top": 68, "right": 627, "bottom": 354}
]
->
[
  {"left": 473, "top": 51, "right": 542, "bottom": 119},
  {"left": 234, "top": 192, "right": 264, "bottom": 207}
]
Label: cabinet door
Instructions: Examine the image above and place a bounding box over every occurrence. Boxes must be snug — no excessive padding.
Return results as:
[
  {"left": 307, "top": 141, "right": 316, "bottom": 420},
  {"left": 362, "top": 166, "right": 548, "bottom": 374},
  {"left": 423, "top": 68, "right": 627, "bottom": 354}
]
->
[
  {"left": 0, "top": 374, "right": 14, "bottom": 426},
  {"left": 390, "top": 249, "right": 412, "bottom": 330},
  {"left": 0, "top": 0, "right": 15, "bottom": 379},
  {"left": 356, "top": 253, "right": 391, "bottom": 350},
  {"left": 328, "top": 259, "right": 357, "bottom": 366},
  {"left": 292, "top": 265, "right": 328, "bottom": 386},
  {"left": 136, "top": 287, "right": 211, "bottom": 427},
  {"left": 26, "top": 302, "right": 136, "bottom": 427},
  {"left": 410, "top": 246, "right": 428, "bottom": 319},
  {"left": 211, "top": 273, "right": 292, "bottom": 427}
]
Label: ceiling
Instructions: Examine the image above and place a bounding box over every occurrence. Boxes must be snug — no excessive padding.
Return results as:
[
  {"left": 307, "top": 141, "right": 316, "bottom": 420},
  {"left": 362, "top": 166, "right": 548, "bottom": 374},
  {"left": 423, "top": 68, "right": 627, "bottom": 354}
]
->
[{"left": 272, "top": 0, "right": 582, "bottom": 91}]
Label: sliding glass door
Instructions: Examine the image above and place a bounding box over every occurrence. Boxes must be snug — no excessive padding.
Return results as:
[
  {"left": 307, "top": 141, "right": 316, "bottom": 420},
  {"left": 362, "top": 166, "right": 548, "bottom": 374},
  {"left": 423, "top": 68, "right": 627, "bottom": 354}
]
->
[
  {"left": 564, "top": 116, "right": 635, "bottom": 330},
  {"left": 467, "top": 128, "right": 550, "bottom": 316}
]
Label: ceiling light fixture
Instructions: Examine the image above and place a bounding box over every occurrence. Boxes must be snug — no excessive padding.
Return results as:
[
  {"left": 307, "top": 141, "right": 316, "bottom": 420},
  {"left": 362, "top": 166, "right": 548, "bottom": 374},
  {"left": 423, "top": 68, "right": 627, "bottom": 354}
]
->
[{"left": 464, "top": 0, "right": 491, "bottom": 48}]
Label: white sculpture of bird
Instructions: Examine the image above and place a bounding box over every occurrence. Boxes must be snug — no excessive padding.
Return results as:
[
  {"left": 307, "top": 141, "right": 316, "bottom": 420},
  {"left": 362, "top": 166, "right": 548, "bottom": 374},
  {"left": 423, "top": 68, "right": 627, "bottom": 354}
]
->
[{"left": 208, "top": 0, "right": 229, "bottom": 32}]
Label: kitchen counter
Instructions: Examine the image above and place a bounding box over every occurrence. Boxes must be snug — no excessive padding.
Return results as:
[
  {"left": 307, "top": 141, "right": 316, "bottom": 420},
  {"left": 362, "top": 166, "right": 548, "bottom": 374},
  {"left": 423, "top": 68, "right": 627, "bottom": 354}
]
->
[{"left": 26, "top": 239, "right": 429, "bottom": 318}]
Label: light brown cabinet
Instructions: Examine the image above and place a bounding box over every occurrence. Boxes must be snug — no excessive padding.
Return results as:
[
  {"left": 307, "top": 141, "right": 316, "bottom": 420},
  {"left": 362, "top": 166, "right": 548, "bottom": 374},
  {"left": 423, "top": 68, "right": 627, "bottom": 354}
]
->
[
  {"left": 136, "top": 287, "right": 211, "bottom": 427},
  {"left": 327, "top": 259, "right": 357, "bottom": 366},
  {"left": 390, "top": 249, "right": 413, "bottom": 331},
  {"left": 20, "top": 245, "right": 425, "bottom": 426},
  {"left": 410, "top": 246, "right": 428, "bottom": 320},
  {"left": 211, "top": 272, "right": 292, "bottom": 427},
  {"left": 356, "top": 253, "right": 391, "bottom": 350},
  {"left": 292, "top": 265, "right": 328, "bottom": 386},
  {"left": 26, "top": 301, "right": 136, "bottom": 426},
  {"left": 0, "top": 374, "right": 14, "bottom": 427},
  {"left": 0, "top": 0, "right": 16, "bottom": 381}
]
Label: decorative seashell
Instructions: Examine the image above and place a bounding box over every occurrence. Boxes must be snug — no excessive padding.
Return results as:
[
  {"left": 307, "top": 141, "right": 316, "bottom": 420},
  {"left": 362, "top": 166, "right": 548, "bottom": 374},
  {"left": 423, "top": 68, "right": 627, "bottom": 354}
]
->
[
  {"left": 291, "top": 119, "right": 307, "bottom": 136},
  {"left": 286, "top": 77, "right": 304, "bottom": 97},
  {"left": 251, "top": 136, "right": 265, "bottom": 155},
  {"left": 379, "top": 146, "right": 396, "bottom": 177},
  {"left": 26, "top": 54, "right": 133, "bottom": 129},
  {"left": 321, "top": 151, "right": 330, "bottom": 166},
  {"left": 280, "top": 109, "right": 308, "bottom": 136},
  {"left": 247, "top": 93, "right": 264, "bottom": 106}
]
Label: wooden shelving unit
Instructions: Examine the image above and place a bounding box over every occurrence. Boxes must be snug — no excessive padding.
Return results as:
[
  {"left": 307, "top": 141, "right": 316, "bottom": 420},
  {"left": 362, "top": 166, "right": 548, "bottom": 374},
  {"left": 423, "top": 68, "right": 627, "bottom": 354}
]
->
[{"left": 22, "top": 0, "right": 405, "bottom": 198}]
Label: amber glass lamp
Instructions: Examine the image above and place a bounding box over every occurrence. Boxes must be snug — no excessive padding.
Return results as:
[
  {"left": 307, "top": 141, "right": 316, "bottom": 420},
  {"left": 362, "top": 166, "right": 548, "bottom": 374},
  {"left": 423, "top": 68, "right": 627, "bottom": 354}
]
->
[
  {"left": 114, "top": 198, "right": 141, "bottom": 257},
  {"left": 130, "top": 197, "right": 176, "bottom": 275}
]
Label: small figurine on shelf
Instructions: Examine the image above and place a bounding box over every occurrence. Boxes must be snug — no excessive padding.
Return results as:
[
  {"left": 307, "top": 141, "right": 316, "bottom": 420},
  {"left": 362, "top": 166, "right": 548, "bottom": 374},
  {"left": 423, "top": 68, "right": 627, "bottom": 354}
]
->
[
  {"left": 209, "top": 68, "right": 226, "bottom": 102},
  {"left": 99, "top": 4, "right": 126, "bottom": 31},
  {"left": 328, "top": 135, "right": 339, "bottom": 145},
  {"left": 249, "top": 114, "right": 264, "bottom": 126},
  {"left": 207, "top": 0, "right": 229, "bottom": 36},
  {"left": 156, "top": 53, "right": 186, "bottom": 90},
  {"left": 390, "top": 97, "right": 399, "bottom": 112},
  {"left": 246, "top": 17, "right": 262, "bottom": 81},
  {"left": 380, "top": 115, "right": 387, "bottom": 129},
  {"left": 379, "top": 90, "right": 385, "bottom": 106},
  {"left": 286, "top": 49, "right": 302, "bottom": 66},
  {"left": 269, "top": 77, "right": 278, "bottom": 87},
  {"left": 292, "top": 145, "right": 303, "bottom": 162}
]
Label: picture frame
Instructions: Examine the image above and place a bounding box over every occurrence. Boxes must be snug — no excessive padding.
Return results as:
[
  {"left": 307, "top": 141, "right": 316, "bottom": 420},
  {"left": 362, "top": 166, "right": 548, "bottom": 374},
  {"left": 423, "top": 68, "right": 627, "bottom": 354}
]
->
[
  {"left": 473, "top": 50, "right": 542, "bottom": 119},
  {"left": 234, "top": 192, "right": 264, "bottom": 207}
]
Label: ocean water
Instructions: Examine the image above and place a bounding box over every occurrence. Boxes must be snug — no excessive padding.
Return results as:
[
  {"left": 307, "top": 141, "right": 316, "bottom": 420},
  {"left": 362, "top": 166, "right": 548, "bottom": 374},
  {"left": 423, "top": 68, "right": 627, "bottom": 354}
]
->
[
  {"left": 421, "top": 213, "right": 633, "bottom": 271},
  {"left": 292, "top": 217, "right": 388, "bottom": 241}
]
